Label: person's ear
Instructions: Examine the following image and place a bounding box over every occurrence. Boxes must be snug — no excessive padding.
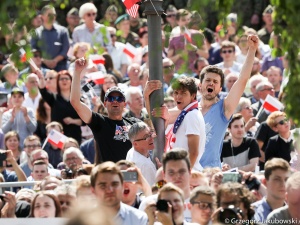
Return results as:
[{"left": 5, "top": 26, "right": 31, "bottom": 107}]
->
[
  {"left": 187, "top": 202, "right": 192, "bottom": 210},
  {"left": 262, "top": 177, "right": 267, "bottom": 186}
]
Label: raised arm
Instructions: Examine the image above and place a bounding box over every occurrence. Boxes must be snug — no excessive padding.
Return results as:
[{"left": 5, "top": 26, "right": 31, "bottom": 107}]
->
[
  {"left": 224, "top": 35, "right": 259, "bottom": 119},
  {"left": 70, "top": 58, "right": 92, "bottom": 124}
]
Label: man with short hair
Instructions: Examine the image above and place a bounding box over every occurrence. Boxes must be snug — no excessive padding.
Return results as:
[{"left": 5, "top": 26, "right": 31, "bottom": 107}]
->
[
  {"left": 247, "top": 74, "right": 267, "bottom": 104},
  {"left": 221, "top": 113, "right": 260, "bottom": 172},
  {"left": 90, "top": 161, "right": 148, "bottom": 225},
  {"left": 162, "top": 57, "right": 177, "bottom": 93},
  {"left": 22, "top": 73, "right": 41, "bottom": 111},
  {"left": 267, "top": 171, "right": 300, "bottom": 223},
  {"left": 126, "top": 122, "right": 156, "bottom": 185},
  {"left": 189, "top": 186, "right": 216, "bottom": 225},
  {"left": 71, "top": 61, "right": 140, "bottom": 164},
  {"left": 31, "top": 5, "right": 70, "bottom": 71},
  {"left": 258, "top": 5, "right": 274, "bottom": 44},
  {"left": 252, "top": 158, "right": 290, "bottom": 222},
  {"left": 266, "top": 66, "right": 282, "bottom": 98},
  {"left": 66, "top": 7, "right": 80, "bottom": 39},
  {"left": 30, "top": 160, "right": 49, "bottom": 181},
  {"left": 123, "top": 88, "right": 148, "bottom": 121},
  {"left": 125, "top": 63, "right": 142, "bottom": 90},
  {"left": 251, "top": 80, "right": 275, "bottom": 123}
]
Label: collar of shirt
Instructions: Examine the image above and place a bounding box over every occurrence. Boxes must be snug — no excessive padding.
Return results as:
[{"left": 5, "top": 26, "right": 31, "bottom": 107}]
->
[{"left": 279, "top": 133, "right": 293, "bottom": 143}]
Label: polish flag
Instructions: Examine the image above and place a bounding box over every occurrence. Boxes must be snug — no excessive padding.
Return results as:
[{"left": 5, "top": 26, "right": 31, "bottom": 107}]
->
[
  {"left": 19, "top": 48, "right": 27, "bottom": 62},
  {"left": 122, "top": 0, "right": 140, "bottom": 18},
  {"left": 47, "top": 129, "right": 67, "bottom": 149},
  {"left": 184, "top": 28, "right": 193, "bottom": 43},
  {"left": 123, "top": 43, "right": 136, "bottom": 59},
  {"left": 87, "top": 71, "right": 105, "bottom": 85},
  {"left": 89, "top": 54, "right": 105, "bottom": 65},
  {"left": 263, "top": 94, "right": 284, "bottom": 112}
]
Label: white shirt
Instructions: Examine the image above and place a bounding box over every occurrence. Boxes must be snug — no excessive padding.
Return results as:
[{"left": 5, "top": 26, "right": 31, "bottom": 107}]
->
[
  {"left": 111, "top": 42, "right": 130, "bottom": 73},
  {"left": 22, "top": 92, "right": 41, "bottom": 111},
  {"left": 126, "top": 148, "right": 156, "bottom": 185},
  {"left": 172, "top": 105, "right": 206, "bottom": 171}
]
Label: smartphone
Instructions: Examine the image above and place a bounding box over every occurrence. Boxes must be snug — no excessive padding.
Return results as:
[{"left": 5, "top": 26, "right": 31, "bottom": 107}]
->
[
  {"left": 0, "top": 92, "right": 8, "bottom": 107},
  {"left": 122, "top": 171, "right": 138, "bottom": 182},
  {"left": 222, "top": 172, "right": 242, "bottom": 183}
]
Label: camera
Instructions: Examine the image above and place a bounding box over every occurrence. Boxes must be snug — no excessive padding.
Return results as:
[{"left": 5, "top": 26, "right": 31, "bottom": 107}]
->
[
  {"left": 218, "top": 205, "right": 243, "bottom": 223},
  {"left": 156, "top": 199, "right": 169, "bottom": 213},
  {"left": 245, "top": 177, "right": 261, "bottom": 191},
  {"left": 0, "top": 152, "right": 7, "bottom": 167},
  {"left": 65, "top": 168, "right": 73, "bottom": 179},
  {"left": 121, "top": 171, "right": 138, "bottom": 182}
]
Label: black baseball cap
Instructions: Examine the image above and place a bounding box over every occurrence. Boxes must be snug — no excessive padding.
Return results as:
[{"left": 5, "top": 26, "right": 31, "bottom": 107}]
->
[{"left": 104, "top": 86, "right": 125, "bottom": 100}]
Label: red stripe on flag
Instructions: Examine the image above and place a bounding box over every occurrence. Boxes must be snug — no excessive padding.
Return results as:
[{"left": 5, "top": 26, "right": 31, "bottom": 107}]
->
[
  {"left": 123, "top": 48, "right": 135, "bottom": 58},
  {"left": 48, "top": 139, "right": 65, "bottom": 149},
  {"left": 91, "top": 77, "right": 105, "bottom": 85},
  {"left": 126, "top": 4, "right": 139, "bottom": 18},
  {"left": 92, "top": 59, "right": 105, "bottom": 65},
  {"left": 263, "top": 101, "right": 279, "bottom": 112}
]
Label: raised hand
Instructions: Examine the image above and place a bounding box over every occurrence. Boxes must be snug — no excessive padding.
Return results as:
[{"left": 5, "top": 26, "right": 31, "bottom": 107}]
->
[
  {"left": 74, "top": 57, "right": 88, "bottom": 74},
  {"left": 247, "top": 35, "right": 259, "bottom": 51},
  {"left": 144, "top": 80, "right": 162, "bottom": 98}
]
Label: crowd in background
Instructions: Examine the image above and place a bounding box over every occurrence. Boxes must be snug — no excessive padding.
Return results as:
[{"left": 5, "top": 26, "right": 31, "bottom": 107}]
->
[{"left": 0, "top": 0, "right": 300, "bottom": 224}]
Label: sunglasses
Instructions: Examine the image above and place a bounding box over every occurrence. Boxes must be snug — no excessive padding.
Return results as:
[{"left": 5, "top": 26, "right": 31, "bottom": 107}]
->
[
  {"left": 134, "top": 132, "right": 155, "bottom": 142},
  {"left": 106, "top": 96, "right": 125, "bottom": 103},
  {"left": 87, "top": 12, "right": 96, "bottom": 17},
  {"left": 155, "top": 180, "right": 167, "bottom": 189},
  {"left": 34, "top": 54, "right": 41, "bottom": 58},
  {"left": 24, "top": 144, "right": 41, "bottom": 148},
  {"left": 192, "top": 201, "right": 213, "bottom": 210},
  {"left": 277, "top": 118, "right": 289, "bottom": 125},
  {"left": 167, "top": 14, "right": 176, "bottom": 18},
  {"left": 222, "top": 50, "right": 234, "bottom": 54},
  {"left": 163, "top": 65, "right": 174, "bottom": 70}
]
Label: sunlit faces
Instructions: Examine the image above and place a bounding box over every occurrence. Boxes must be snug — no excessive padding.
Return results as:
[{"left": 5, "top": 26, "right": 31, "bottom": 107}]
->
[
  {"left": 267, "top": 69, "right": 282, "bottom": 88},
  {"left": 5, "top": 135, "right": 20, "bottom": 152},
  {"left": 128, "top": 93, "right": 144, "bottom": 111},
  {"left": 75, "top": 45, "right": 89, "bottom": 58},
  {"left": 33, "top": 195, "right": 56, "bottom": 218},
  {"left": 31, "top": 164, "right": 49, "bottom": 181},
  {"left": 5, "top": 71, "right": 19, "bottom": 85},
  {"left": 228, "top": 118, "right": 245, "bottom": 139},
  {"left": 265, "top": 169, "right": 289, "bottom": 201},
  {"left": 221, "top": 47, "right": 235, "bottom": 61},
  {"left": 177, "top": 15, "right": 190, "bottom": 28},
  {"left": 274, "top": 116, "right": 290, "bottom": 134},
  {"left": 159, "top": 191, "right": 184, "bottom": 221},
  {"left": 91, "top": 172, "right": 123, "bottom": 207},
  {"left": 83, "top": 10, "right": 97, "bottom": 23},
  {"left": 133, "top": 127, "right": 155, "bottom": 150},
  {"left": 42, "top": 8, "right": 56, "bottom": 25},
  {"left": 103, "top": 77, "right": 117, "bottom": 92},
  {"left": 118, "top": 20, "right": 130, "bottom": 33},
  {"left": 240, "top": 104, "right": 253, "bottom": 121},
  {"left": 190, "top": 194, "right": 214, "bottom": 225},
  {"left": 11, "top": 93, "right": 24, "bottom": 107},
  {"left": 164, "top": 160, "right": 190, "bottom": 191},
  {"left": 104, "top": 92, "right": 126, "bottom": 115},
  {"left": 173, "top": 89, "right": 195, "bottom": 110},
  {"left": 199, "top": 73, "right": 222, "bottom": 101},
  {"left": 65, "top": 152, "right": 83, "bottom": 169}
]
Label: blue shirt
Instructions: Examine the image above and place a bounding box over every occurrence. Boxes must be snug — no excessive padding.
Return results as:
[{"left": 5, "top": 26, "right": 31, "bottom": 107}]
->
[
  {"left": 80, "top": 138, "right": 95, "bottom": 164},
  {"left": 200, "top": 99, "right": 230, "bottom": 168},
  {"left": 115, "top": 202, "right": 148, "bottom": 225},
  {"left": 31, "top": 24, "right": 70, "bottom": 71},
  {"left": 252, "top": 197, "right": 273, "bottom": 222}
]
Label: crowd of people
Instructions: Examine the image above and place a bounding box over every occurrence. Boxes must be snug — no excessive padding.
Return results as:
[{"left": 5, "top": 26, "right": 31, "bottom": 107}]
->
[{"left": 0, "top": 1, "right": 299, "bottom": 224}]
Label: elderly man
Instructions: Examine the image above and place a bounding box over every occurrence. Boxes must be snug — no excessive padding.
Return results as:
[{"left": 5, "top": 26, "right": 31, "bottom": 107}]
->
[{"left": 22, "top": 73, "right": 41, "bottom": 111}]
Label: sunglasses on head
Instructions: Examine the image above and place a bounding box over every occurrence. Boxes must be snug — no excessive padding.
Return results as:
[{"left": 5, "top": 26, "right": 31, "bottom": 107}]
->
[
  {"left": 106, "top": 96, "right": 125, "bottom": 103},
  {"left": 222, "top": 50, "right": 233, "bottom": 54},
  {"left": 277, "top": 118, "right": 289, "bottom": 125},
  {"left": 87, "top": 12, "right": 96, "bottom": 17},
  {"left": 155, "top": 180, "right": 167, "bottom": 189}
]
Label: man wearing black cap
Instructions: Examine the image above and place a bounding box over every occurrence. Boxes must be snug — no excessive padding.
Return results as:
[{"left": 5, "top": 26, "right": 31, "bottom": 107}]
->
[
  {"left": 257, "top": 5, "right": 274, "bottom": 44},
  {"left": 115, "top": 14, "right": 140, "bottom": 47},
  {"left": 71, "top": 58, "right": 140, "bottom": 164}
]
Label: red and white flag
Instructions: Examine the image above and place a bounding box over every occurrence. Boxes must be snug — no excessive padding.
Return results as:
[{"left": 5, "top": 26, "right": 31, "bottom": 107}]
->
[
  {"left": 122, "top": 0, "right": 140, "bottom": 18},
  {"left": 87, "top": 71, "right": 105, "bottom": 85},
  {"left": 19, "top": 48, "right": 27, "bottom": 63},
  {"left": 184, "top": 28, "right": 193, "bottom": 43},
  {"left": 263, "top": 94, "right": 284, "bottom": 112},
  {"left": 46, "top": 129, "right": 68, "bottom": 149},
  {"left": 123, "top": 43, "right": 136, "bottom": 59},
  {"left": 89, "top": 54, "right": 105, "bottom": 65}
]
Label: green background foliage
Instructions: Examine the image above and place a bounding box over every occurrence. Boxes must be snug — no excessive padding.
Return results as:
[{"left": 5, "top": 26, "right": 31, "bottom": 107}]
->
[{"left": 0, "top": 0, "right": 299, "bottom": 125}]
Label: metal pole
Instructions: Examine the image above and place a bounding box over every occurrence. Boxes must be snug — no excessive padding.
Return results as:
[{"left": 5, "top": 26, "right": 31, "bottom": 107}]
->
[{"left": 143, "top": 0, "right": 165, "bottom": 167}]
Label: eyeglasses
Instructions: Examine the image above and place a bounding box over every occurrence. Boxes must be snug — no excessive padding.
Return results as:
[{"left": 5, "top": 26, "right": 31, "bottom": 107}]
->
[
  {"left": 87, "top": 12, "right": 96, "bottom": 17},
  {"left": 66, "top": 157, "right": 79, "bottom": 162},
  {"left": 48, "top": 13, "right": 56, "bottom": 17},
  {"left": 34, "top": 54, "right": 41, "bottom": 58},
  {"left": 45, "top": 77, "right": 56, "bottom": 81},
  {"left": 110, "top": 34, "right": 116, "bottom": 38},
  {"left": 277, "top": 118, "right": 289, "bottom": 126},
  {"left": 59, "top": 77, "right": 71, "bottom": 81},
  {"left": 163, "top": 65, "right": 174, "bottom": 70},
  {"left": 156, "top": 180, "right": 167, "bottom": 189},
  {"left": 260, "top": 87, "right": 274, "bottom": 91},
  {"left": 192, "top": 201, "right": 213, "bottom": 210},
  {"left": 134, "top": 132, "right": 155, "bottom": 142},
  {"left": 221, "top": 50, "right": 234, "bottom": 54},
  {"left": 106, "top": 96, "right": 125, "bottom": 103},
  {"left": 167, "top": 14, "right": 176, "bottom": 18},
  {"left": 24, "top": 144, "right": 41, "bottom": 149}
]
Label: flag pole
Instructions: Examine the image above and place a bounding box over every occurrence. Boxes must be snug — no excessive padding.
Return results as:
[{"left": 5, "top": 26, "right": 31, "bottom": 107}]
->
[
  {"left": 255, "top": 104, "right": 264, "bottom": 119},
  {"left": 41, "top": 137, "right": 48, "bottom": 150}
]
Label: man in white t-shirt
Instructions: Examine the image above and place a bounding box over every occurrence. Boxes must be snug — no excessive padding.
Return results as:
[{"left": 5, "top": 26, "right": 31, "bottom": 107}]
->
[{"left": 126, "top": 121, "right": 156, "bottom": 185}]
